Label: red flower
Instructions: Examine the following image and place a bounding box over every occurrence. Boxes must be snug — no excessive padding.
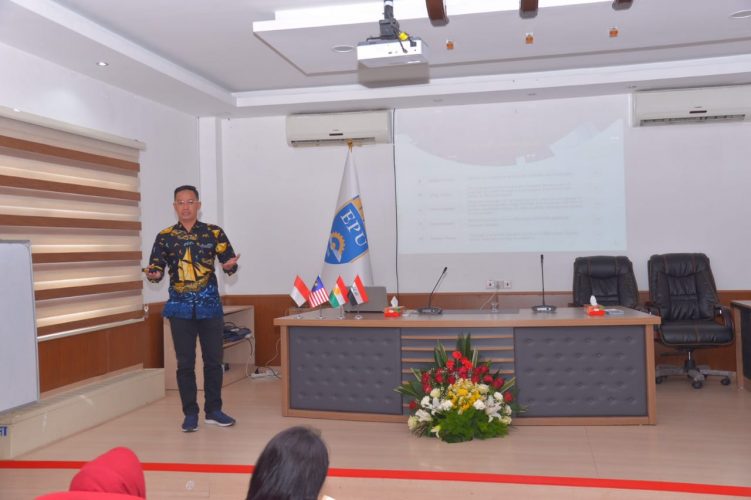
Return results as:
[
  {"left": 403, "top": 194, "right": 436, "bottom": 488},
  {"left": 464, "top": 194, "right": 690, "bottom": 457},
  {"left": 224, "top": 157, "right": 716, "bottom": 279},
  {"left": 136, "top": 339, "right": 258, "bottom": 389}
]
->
[
  {"left": 448, "top": 375, "right": 456, "bottom": 384},
  {"left": 435, "top": 371, "right": 444, "bottom": 383},
  {"left": 471, "top": 373, "right": 480, "bottom": 383},
  {"left": 503, "top": 391, "right": 514, "bottom": 403},
  {"left": 446, "top": 360, "right": 455, "bottom": 370},
  {"left": 492, "top": 378, "right": 503, "bottom": 389},
  {"left": 409, "top": 400, "right": 417, "bottom": 411},
  {"left": 452, "top": 351, "right": 462, "bottom": 360},
  {"left": 459, "top": 367, "right": 468, "bottom": 378},
  {"left": 477, "top": 365, "right": 488, "bottom": 374},
  {"left": 421, "top": 372, "right": 430, "bottom": 383},
  {"left": 461, "top": 358, "right": 473, "bottom": 369},
  {"left": 423, "top": 383, "right": 432, "bottom": 394},
  {"left": 483, "top": 374, "right": 494, "bottom": 383}
]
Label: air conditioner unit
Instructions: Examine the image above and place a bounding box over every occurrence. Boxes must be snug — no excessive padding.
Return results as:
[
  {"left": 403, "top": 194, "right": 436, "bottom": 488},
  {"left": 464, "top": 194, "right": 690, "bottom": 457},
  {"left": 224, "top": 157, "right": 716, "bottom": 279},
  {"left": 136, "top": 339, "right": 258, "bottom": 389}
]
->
[
  {"left": 632, "top": 86, "right": 751, "bottom": 126},
  {"left": 286, "top": 110, "right": 392, "bottom": 146}
]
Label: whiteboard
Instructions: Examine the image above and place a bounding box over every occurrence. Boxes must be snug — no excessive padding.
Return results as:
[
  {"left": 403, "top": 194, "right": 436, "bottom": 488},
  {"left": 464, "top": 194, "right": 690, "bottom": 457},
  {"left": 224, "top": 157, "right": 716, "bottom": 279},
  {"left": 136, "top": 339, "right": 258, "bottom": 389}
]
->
[{"left": 0, "top": 241, "right": 39, "bottom": 412}]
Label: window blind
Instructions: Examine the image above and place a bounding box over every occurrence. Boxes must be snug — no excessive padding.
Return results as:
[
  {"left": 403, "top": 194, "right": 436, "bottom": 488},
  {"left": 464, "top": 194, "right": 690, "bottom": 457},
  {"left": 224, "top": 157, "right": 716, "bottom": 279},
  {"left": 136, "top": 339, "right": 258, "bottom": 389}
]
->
[{"left": 0, "top": 111, "right": 144, "bottom": 340}]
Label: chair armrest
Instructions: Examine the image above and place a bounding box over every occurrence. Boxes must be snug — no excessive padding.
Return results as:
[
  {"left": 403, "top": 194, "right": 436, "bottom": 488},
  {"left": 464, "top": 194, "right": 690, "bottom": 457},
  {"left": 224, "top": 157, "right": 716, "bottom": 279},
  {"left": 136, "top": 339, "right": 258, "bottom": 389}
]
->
[
  {"left": 643, "top": 301, "right": 661, "bottom": 316},
  {"left": 715, "top": 304, "right": 735, "bottom": 332}
]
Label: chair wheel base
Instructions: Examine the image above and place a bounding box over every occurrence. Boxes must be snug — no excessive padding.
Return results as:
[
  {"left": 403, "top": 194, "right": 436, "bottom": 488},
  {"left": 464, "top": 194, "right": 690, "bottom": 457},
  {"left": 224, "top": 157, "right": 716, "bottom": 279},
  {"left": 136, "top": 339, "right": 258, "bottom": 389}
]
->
[
  {"left": 655, "top": 376, "right": 666, "bottom": 384},
  {"left": 721, "top": 377, "right": 731, "bottom": 386}
]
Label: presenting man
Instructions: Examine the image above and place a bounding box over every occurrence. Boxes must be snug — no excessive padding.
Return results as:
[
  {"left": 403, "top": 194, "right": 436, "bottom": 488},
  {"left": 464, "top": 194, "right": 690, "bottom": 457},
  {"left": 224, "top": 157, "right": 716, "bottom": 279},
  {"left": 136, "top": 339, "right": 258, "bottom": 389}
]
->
[{"left": 145, "top": 185, "right": 240, "bottom": 432}]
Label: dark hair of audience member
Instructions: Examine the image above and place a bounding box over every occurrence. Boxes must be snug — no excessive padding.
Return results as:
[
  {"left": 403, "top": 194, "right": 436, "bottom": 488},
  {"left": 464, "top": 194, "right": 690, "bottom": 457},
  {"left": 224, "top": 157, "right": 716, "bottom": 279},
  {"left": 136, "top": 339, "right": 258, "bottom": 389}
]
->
[{"left": 246, "top": 426, "right": 329, "bottom": 500}]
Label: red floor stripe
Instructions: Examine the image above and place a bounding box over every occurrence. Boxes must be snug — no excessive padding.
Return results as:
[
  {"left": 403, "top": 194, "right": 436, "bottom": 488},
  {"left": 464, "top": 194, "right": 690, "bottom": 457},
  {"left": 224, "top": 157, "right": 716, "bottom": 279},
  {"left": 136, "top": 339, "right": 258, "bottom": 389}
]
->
[{"left": 2, "top": 460, "right": 751, "bottom": 497}]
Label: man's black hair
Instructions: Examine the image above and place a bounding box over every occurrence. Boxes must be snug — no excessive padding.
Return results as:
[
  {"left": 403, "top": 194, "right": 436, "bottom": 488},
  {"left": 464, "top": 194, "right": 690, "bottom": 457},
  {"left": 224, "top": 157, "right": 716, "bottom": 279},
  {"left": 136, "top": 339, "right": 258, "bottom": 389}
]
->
[{"left": 174, "top": 185, "right": 199, "bottom": 200}]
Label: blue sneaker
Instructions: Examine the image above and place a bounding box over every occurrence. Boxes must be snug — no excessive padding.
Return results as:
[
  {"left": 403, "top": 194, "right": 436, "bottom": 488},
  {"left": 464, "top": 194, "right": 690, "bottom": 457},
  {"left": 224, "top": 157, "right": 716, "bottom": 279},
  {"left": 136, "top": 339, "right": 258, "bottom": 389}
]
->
[
  {"left": 205, "top": 410, "right": 236, "bottom": 427},
  {"left": 181, "top": 414, "right": 198, "bottom": 432}
]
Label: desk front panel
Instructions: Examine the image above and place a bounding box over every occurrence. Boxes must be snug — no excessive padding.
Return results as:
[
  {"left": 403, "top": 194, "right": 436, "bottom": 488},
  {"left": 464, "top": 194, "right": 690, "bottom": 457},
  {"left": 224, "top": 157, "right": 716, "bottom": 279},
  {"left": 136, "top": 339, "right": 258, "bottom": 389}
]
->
[
  {"left": 515, "top": 326, "right": 647, "bottom": 417},
  {"left": 288, "top": 326, "right": 402, "bottom": 414}
]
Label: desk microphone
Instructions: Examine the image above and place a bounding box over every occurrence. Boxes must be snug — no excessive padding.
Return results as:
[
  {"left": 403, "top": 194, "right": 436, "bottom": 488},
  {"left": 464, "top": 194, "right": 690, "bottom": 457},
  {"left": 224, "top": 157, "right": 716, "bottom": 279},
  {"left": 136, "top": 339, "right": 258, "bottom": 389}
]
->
[
  {"left": 532, "top": 254, "right": 556, "bottom": 313},
  {"left": 418, "top": 266, "right": 447, "bottom": 315}
]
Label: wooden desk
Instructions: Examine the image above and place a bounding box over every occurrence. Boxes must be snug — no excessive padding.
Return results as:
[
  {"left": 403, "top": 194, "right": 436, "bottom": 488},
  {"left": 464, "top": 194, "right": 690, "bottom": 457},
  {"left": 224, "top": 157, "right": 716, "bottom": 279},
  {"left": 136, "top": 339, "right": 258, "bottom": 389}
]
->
[
  {"left": 163, "top": 305, "right": 255, "bottom": 390},
  {"left": 731, "top": 301, "right": 751, "bottom": 390},
  {"left": 274, "top": 307, "right": 660, "bottom": 425}
]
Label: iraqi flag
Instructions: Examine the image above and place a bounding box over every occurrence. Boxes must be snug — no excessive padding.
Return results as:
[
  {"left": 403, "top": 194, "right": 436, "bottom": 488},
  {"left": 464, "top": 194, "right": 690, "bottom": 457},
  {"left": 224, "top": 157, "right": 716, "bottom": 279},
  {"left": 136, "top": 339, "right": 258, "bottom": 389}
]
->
[
  {"left": 328, "top": 276, "right": 348, "bottom": 308},
  {"left": 289, "top": 275, "right": 310, "bottom": 307},
  {"left": 320, "top": 149, "right": 374, "bottom": 288},
  {"left": 349, "top": 275, "right": 369, "bottom": 305},
  {"left": 309, "top": 276, "right": 329, "bottom": 308}
]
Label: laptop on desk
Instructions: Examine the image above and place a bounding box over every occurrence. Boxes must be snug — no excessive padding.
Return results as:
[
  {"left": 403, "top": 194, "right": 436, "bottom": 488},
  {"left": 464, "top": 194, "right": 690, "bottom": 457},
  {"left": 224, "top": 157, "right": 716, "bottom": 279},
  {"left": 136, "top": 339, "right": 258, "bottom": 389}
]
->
[{"left": 344, "top": 286, "right": 388, "bottom": 313}]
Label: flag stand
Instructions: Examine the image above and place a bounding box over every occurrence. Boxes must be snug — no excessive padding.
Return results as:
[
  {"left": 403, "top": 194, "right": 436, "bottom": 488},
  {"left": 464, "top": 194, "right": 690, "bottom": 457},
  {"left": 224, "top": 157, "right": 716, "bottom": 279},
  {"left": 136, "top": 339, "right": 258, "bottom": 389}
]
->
[
  {"left": 338, "top": 305, "right": 345, "bottom": 320},
  {"left": 318, "top": 306, "right": 323, "bottom": 319},
  {"left": 355, "top": 304, "right": 362, "bottom": 320}
]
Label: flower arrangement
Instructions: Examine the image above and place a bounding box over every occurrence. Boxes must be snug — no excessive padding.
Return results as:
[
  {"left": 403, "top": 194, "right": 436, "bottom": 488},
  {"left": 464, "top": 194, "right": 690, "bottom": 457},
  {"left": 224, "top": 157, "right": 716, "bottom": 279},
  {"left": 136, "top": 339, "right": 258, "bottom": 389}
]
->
[{"left": 395, "top": 334, "right": 521, "bottom": 443}]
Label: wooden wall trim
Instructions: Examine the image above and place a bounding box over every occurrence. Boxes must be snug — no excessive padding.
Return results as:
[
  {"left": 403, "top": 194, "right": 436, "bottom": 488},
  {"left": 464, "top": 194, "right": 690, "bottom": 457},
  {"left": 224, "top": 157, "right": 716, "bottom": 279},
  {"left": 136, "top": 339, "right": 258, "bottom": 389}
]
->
[
  {"left": 0, "top": 214, "right": 140, "bottom": 230},
  {"left": 33, "top": 251, "right": 142, "bottom": 263},
  {"left": 0, "top": 174, "right": 140, "bottom": 201},
  {"left": 0, "top": 135, "right": 140, "bottom": 172}
]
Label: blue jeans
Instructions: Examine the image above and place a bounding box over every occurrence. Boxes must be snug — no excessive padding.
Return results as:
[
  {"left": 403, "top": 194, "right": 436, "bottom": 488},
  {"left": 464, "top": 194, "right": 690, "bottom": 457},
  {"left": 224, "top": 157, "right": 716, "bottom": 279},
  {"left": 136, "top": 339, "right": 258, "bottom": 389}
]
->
[{"left": 168, "top": 316, "right": 224, "bottom": 416}]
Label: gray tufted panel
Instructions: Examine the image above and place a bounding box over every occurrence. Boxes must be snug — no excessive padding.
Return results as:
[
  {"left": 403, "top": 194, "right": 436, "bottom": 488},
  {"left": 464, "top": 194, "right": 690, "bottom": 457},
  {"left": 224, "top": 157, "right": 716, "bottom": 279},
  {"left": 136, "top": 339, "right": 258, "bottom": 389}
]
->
[
  {"left": 289, "top": 326, "right": 402, "bottom": 414},
  {"left": 514, "top": 326, "right": 646, "bottom": 417}
]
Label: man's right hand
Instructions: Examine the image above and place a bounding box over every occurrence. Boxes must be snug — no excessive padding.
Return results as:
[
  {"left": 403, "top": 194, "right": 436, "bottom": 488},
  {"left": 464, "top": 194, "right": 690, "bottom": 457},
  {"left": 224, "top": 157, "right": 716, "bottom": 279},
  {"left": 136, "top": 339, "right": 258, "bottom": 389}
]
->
[{"left": 144, "top": 267, "right": 163, "bottom": 280}]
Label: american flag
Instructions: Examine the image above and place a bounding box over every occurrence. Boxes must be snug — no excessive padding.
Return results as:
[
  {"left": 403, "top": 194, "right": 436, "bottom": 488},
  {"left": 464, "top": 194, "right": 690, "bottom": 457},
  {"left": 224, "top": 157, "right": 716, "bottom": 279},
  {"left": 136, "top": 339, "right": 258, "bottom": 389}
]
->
[{"left": 308, "top": 276, "right": 329, "bottom": 308}]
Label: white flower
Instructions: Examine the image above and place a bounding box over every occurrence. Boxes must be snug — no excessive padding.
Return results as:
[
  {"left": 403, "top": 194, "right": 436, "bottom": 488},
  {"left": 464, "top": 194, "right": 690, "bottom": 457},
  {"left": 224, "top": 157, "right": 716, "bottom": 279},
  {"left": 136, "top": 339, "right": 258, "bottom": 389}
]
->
[
  {"left": 407, "top": 416, "right": 418, "bottom": 430},
  {"left": 503, "top": 405, "right": 512, "bottom": 415},
  {"left": 473, "top": 399, "right": 486, "bottom": 410},
  {"left": 415, "top": 409, "right": 433, "bottom": 422},
  {"left": 501, "top": 416, "right": 512, "bottom": 425},
  {"left": 493, "top": 391, "right": 503, "bottom": 401},
  {"left": 440, "top": 399, "right": 453, "bottom": 411},
  {"left": 477, "top": 384, "right": 489, "bottom": 394},
  {"left": 430, "top": 388, "right": 441, "bottom": 398},
  {"left": 420, "top": 395, "right": 431, "bottom": 408}
]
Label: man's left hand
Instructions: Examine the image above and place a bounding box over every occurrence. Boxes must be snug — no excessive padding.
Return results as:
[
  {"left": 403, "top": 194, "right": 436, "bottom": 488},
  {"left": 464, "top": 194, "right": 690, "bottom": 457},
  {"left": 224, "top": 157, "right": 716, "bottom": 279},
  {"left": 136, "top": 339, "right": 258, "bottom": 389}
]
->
[{"left": 223, "top": 253, "right": 241, "bottom": 270}]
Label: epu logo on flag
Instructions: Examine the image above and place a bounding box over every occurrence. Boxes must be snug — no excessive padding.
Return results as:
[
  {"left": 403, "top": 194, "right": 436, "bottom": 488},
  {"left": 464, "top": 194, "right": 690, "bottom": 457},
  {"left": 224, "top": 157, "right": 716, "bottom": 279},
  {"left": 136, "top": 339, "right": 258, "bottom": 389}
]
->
[{"left": 325, "top": 196, "right": 368, "bottom": 264}]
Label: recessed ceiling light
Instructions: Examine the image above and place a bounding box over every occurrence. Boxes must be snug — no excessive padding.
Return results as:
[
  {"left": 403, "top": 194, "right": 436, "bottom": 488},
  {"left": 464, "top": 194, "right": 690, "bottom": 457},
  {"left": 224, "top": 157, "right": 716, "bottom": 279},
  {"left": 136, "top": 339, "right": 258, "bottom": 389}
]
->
[
  {"left": 331, "top": 45, "right": 354, "bottom": 53},
  {"left": 12, "top": 108, "right": 21, "bottom": 112},
  {"left": 730, "top": 9, "right": 751, "bottom": 18},
  {"left": 96, "top": 61, "right": 109, "bottom": 67}
]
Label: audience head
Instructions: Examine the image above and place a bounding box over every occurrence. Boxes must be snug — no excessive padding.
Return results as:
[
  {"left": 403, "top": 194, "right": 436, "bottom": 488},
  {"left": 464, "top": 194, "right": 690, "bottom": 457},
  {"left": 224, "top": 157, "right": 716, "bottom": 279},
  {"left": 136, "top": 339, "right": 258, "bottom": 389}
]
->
[
  {"left": 36, "top": 446, "right": 146, "bottom": 499},
  {"left": 246, "top": 426, "right": 329, "bottom": 500}
]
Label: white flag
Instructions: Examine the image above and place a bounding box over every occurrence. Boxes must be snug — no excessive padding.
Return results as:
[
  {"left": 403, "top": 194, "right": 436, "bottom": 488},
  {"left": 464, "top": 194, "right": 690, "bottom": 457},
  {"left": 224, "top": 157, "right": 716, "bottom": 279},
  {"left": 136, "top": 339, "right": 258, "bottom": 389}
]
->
[{"left": 320, "top": 149, "right": 374, "bottom": 287}]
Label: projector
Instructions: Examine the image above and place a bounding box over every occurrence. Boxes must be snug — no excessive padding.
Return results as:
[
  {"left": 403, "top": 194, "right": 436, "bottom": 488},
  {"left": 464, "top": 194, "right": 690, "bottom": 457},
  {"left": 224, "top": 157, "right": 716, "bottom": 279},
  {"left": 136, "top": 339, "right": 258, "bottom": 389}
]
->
[{"left": 356, "top": 38, "right": 428, "bottom": 68}]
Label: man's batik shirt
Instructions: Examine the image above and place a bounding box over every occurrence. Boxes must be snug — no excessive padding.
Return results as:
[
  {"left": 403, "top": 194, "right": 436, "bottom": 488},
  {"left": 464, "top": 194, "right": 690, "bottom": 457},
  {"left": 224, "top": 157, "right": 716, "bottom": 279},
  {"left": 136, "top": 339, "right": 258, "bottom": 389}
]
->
[{"left": 147, "top": 221, "right": 237, "bottom": 319}]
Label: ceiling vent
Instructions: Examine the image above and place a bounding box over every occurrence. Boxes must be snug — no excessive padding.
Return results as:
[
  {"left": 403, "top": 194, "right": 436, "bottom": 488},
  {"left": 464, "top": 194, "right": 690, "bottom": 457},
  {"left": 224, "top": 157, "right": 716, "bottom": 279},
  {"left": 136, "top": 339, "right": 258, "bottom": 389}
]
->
[
  {"left": 632, "top": 86, "right": 751, "bottom": 126},
  {"left": 286, "top": 110, "right": 392, "bottom": 146}
]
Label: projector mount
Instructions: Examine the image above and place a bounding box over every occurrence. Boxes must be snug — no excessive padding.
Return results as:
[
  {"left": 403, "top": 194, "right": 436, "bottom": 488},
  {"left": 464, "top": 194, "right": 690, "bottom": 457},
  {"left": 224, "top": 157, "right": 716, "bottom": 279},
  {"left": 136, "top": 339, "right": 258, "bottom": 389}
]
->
[{"left": 365, "top": 0, "right": 413, "bottom": 51}]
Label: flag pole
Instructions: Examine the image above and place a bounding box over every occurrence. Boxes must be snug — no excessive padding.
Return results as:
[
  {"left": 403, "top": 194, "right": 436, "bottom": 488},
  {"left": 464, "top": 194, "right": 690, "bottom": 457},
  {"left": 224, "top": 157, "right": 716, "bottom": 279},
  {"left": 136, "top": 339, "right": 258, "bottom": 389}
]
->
[
  {"left": 338, "top": 305, "right": 344, "bottom": 320},
  {"left": 347, "top": 139, "right": 353, "bottom": 152},
  {"left": 355, "top": 303, "right": 362, "bottom": 320}
]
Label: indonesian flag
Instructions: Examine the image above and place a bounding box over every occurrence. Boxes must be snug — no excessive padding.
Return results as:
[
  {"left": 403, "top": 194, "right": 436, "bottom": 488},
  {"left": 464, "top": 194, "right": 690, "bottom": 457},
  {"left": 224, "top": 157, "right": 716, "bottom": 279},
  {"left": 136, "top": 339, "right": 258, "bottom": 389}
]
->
[
  {"left": 289, "top": 275, "right": 310, "bottom": 307},
  {"left": 349, "top": 275, "right": 369, "bottom": 305},
  {"left": 308, "top": 276, "right": 329, "bottom": 308},
  {"left": 328, "top": 276, "right": 348, "bottom": 308}
]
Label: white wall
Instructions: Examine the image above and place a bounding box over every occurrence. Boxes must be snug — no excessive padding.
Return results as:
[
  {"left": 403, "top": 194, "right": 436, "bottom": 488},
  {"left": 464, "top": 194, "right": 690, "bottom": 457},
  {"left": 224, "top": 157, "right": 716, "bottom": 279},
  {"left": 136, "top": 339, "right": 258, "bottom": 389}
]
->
[
  {"left": 220, "top": 116, "right": 397, "bottom": 295},
  {"left": 0, "top": 42, "right": 200, "bottom": 303},
  {"left": 4, "top": 40, "right": 749, "bottom": 297},
  {"left": 220, "top": 97, "right": 751, "bottom": 295}
]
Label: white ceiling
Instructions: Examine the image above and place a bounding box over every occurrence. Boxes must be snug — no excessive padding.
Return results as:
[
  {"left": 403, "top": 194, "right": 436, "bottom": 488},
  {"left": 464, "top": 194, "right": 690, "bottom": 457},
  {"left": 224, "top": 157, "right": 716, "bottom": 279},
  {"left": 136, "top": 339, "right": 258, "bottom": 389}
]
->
[{"left": 2, "top": 0, "right": 751, "bottom": 117}]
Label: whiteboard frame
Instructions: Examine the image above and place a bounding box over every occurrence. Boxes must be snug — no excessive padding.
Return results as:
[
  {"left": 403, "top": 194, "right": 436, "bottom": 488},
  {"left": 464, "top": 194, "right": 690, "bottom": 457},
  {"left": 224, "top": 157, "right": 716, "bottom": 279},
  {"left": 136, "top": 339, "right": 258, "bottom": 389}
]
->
[{"left": 0, "top": 240, "right": 40, "bottom": 413}]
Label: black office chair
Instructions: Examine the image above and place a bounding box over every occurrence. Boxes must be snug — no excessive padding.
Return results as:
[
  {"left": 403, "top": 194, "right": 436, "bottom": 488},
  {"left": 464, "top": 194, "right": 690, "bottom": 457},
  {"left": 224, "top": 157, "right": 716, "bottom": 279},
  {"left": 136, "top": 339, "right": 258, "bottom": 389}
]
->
[
  {"left": 647, "top": 253, "right": 734, "bottom": 389},
  {"left": 572, "top": 256, "right": 639, "bottom": 308}
]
